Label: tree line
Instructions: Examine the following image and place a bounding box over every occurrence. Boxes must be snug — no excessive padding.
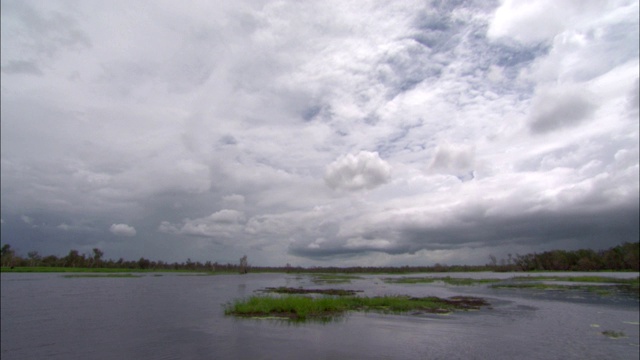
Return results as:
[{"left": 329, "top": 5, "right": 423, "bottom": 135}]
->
[
  {"left": 0, "top": 244, "right": 251, "bottom": 273},
  {"left": 502, "top": 241, "right": 639, "bottom": 272},
  {"left": 1, "top": 241, "right": 638, "bottom": 273}
]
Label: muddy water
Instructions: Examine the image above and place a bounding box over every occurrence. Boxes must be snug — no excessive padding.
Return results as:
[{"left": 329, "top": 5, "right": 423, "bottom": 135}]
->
[{"left": 1, "top": 272, "right": 638, "bottom": 359}]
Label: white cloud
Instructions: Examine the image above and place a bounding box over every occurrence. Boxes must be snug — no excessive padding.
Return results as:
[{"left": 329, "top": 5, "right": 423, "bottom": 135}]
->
[
  {"left": 487, "top": 0, "right": 615, "bottom": 45},
  {"left": 57, "top": 223, "right": 71, "bottom": 231},
  {"left": 159, "top": 209, "right": 246, "bottom": 238},
  {"left": 109, "top": 223, "right": 136, "bottom": 237},
  {"left": 324, "top": 151, "right": 392, "bottom": 191}
]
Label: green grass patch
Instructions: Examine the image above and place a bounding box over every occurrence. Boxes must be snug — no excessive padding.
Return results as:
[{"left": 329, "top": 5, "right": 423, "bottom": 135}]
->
[
  {"left": 383, "top": 276, "right": 502, "bottom": 286},
  {"left": 0, "top": 267, "right": 201, "bottom": 274},
  {"left": 225, "top": 295, "right": 489, "bottom": 321},
  {"left": 2, "top": 267, "right": 143, "bottom": 273},
  {"left": 310, "top": 274, "right": 363, "bottom": 284}
]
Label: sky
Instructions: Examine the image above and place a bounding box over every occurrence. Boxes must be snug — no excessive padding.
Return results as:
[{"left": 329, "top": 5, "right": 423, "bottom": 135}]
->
[{"left": 1, "top": 0, "right": 638, "bottom": 267}]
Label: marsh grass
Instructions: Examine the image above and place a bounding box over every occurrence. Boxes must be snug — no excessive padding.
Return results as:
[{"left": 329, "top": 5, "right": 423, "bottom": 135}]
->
[
  {"left": 1, "top": 266, "right": 201, "bottom": 274},
  {"left": 383, "top": 276, "right": 502, "bottom": 286},
  {"left": 492, "top": 276, "right": 640, "bottom": 297},
  {"left": 511, "top": 276, "right": 639, "bottom": 284},
  {"left": 602, "top": 330, "right": 626, "bottom": 339},
  {"left": 225, "top": 295, "right": 489, "bottom": 321},
  {"left": 259, "top": 287, "right": 361, "bottom": 296},
  {"left": 310, "top": 274, "right": 363, "bottom": 284},
  {"left": 2, "top": 267, "right": 144, "bottom": 273}
]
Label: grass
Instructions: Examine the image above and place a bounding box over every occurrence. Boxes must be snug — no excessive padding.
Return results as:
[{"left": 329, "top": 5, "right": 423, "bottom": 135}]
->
[
  {"left": 63, "top": 273, "right": 142, "bottom": 278},
  {"left": 601, "top": 330, "right": 626, "bottom": 339},
  {"left": 490, "top": 283, "right": 623, "bottom": 297},
  {"left": 2, "top": 267, "right": 143, "bottom": 273},
  {"left": 0, "top": 266, "right": 201, "bottom": 273},
  {"left": 511, "top": 276, "right": 639, "bottom": 284},
  {"left": 310, "top": 274, "right": 363, "bottom": 284},
  {"left": 491, "top": 276, "right": 640, "bottom": 297},
  {"left": 259, "top": 287, "right": 362, "bottom": 296},
  {"left": 225, "top": 295, "right": 489, "bottom": 321},
  {"left": 383, "top": 276, "right": 502, "bottom": 286}
]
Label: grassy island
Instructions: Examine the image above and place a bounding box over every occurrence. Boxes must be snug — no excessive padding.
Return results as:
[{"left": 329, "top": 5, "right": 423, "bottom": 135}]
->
[{"left": 225, "top": 295, "right": 489, "bottom": 321}]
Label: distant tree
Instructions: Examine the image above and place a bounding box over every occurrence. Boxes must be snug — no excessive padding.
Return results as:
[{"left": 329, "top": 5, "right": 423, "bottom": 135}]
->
[
  {"left": 488, "top": 255, "right": 497, "bottom": 268},
  {"left": 1, "top": 244, "right": 16, "bottom": 267},
  {"left": 621, "top": 242, "right": 639, "bottom": 271},
  {"left": 41, "top": 255, "right": 60, "bottom": 267},
  {"left": 64, "top": 250, "right": 84, "bottom": 268},
  {"left": 27, "top": 251, "right": 41, "bottom": 267},
  {"left": 92, "top": 248, "right": 104, "bottom": 268},
  {"left": 239, "top": 255, "right": 249, "bottom": 274},
  {"left": 137, "top": 257, "right": 151, "bottom": 269}
]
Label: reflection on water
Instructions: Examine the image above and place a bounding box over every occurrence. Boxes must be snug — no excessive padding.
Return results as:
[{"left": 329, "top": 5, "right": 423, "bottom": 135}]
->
[{"left": 1, "top": 272, "right": 638, "bottom": 360}]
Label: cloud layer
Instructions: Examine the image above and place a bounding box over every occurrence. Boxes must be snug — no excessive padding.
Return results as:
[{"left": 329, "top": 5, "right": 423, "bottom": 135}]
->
[
  {"left": 1, "top": 0, "right": 638, "bottom": 266},
  {"left": 324, "top": 151, "right": 391, "bottom": 191}
]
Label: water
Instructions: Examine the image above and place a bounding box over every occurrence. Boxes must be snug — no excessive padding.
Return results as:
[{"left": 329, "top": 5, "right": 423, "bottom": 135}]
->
[{"left": 2, "top": 272, "right": 638, "bottom": 359}]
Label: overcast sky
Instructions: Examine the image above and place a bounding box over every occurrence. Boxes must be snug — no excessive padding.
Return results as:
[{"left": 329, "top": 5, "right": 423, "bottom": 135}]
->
[{"left": 1, "top": 0, "right": 638, "bottom": 267}]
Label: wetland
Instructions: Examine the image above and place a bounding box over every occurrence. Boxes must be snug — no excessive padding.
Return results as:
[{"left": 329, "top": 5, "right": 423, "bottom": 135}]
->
[{"left": 2, "top": 271, "right": 639, "bottom": 359}]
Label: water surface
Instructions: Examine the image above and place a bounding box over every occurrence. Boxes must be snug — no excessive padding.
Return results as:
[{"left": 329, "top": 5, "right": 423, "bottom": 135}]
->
[{"left": 2, "top": 272, "right": 638, "bottom": 359}]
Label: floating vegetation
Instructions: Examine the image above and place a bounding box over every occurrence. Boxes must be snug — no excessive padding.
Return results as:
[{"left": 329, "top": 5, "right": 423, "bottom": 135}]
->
[
  {"left": 63, "top": 273, "right": 141, "bottom": 278},
  {"left": 491, "top": 276, "right": 639, "bottom": 297},
  {"left": 491, "top": 283, "right": 615, "bottom": 295},
  {"left": 511, "top": 276, "right": 639, "bottom": 284},
  {"left": 259, "top": 287, "right": 362, "bottom": 296},
  {"left": 383, "top": 276, "right": 502, "bottom": 286},
  {"left": 310, "top": 274, "right": 362, "bottom": 284},
  {"left": 225, "top": 295, "right": 489, "bottom": 321},
  {"left": 601, "top": 330, "right": 626, "bottom": 339}
]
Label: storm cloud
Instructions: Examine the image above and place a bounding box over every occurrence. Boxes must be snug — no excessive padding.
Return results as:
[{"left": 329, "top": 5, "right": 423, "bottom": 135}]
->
[{"left": 1, "top": 0, "right": 638, "bottom": 266}]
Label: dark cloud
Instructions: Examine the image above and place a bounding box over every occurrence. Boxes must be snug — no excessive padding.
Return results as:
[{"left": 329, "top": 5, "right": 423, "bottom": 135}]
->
[
  {"left": 290, "top": 200, "right": 639, "bottom": 260},
  {"left": 1, "top": 60, "right": 43, "bottom": 75}
]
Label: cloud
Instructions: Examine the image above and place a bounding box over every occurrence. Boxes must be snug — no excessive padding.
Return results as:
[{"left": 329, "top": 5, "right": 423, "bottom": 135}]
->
[
  {"left": 159, "top": 209, "right": 245, "bottom": 238},
  {"left": 1, "top": 1, "right": 636, "bottom": 266},
  {"left": 222, "top": 194, "right": 245, "bottom": 210},
  {"left": 109, "top": 223, "right": 136, "bottom": 237},
  {"left": 487, "top": 0, "right": 609, "bottom": 45},
  {"left": 57, "top": 223, "right": 71, "bottom": 231},
  {"left": 428, "top": 143, "right": 475, "bottom": 181},
  {"left": 324, "top": 151, "right": 392, "bottom": 191},
  {"left": 1, "top": 60, "right": 43, "bottom": 75},
  {"left": 629, "top": 78, "right": 640, "bottom": 116},
  {"left": 528, "top": 85, "right": 597, "bottom": 134}
]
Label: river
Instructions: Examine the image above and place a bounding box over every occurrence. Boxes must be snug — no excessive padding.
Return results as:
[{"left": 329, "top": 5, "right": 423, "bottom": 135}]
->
[{"left": 1, "top": 271, "right": 638, "bottom": 359}]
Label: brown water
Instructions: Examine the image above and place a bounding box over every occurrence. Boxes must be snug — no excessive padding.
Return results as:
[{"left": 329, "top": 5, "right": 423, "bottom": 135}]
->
[{"left": 1, "top": 272, "right": 638, "bottom": 359}]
